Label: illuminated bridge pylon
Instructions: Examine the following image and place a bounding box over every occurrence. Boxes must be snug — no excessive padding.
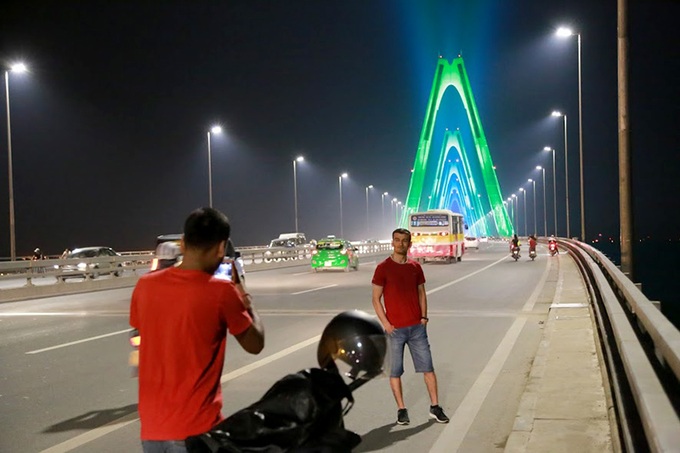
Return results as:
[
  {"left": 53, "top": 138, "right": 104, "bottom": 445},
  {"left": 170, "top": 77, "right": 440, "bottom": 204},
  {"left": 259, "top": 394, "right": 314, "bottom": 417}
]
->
[{"left": 403, "top": 56, "right": 512, "bottom": 237}]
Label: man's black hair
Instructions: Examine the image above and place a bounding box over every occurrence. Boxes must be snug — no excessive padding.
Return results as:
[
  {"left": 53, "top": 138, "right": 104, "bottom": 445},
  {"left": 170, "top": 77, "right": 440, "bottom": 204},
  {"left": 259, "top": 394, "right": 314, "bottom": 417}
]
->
[
  {"left": 392, "top": 228, "right": 411, "bottom": 242},
  {"left": 183, "top": 207, "right": 231, "bottom": 250}
]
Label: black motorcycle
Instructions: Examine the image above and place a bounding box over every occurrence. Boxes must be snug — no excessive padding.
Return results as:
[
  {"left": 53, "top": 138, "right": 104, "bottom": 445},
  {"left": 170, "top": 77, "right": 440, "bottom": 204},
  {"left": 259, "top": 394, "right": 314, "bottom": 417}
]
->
[{"left": 186, "top": 310, "right": 387, "bottom": 453}]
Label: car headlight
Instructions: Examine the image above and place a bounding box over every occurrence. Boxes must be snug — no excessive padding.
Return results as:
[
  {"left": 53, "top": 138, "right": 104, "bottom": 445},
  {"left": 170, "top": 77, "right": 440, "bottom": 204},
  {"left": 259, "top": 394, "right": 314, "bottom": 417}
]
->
[{"left": 77, "top": 263, "right": 87, "bottom": 270}]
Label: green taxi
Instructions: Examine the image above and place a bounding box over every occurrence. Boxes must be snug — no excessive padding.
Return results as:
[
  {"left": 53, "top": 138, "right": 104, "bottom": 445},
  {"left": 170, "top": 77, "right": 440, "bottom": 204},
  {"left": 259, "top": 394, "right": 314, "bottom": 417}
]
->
[{"left": 311, "top": 237, "right": 359, "bottom": 272}]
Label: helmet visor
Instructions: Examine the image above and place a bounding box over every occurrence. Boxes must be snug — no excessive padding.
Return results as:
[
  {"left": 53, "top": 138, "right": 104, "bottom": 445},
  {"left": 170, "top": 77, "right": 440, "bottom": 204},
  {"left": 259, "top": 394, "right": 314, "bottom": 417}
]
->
[{"left": 333, "top": 334, "right": 389, "bottom": 382}]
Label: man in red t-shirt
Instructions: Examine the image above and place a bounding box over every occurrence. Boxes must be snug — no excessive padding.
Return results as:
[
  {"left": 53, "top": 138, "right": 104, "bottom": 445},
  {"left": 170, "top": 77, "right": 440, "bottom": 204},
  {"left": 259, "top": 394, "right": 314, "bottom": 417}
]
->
[
  {"left": 130, "top": 208, "right": 265, "bottom": 452},
  {"left": 371, "top": 228, "right": 449, "bottom": 426}
]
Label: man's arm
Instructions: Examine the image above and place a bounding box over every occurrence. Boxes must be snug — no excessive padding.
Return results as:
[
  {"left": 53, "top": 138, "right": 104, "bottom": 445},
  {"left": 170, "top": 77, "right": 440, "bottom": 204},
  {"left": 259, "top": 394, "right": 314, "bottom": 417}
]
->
[
  {"left": 233, "top": 279, "right": 265, "bottom": 354},
  {"left": 372, "top": 284, "right": 394, "bottom": 334},
  {"left": 418, "top": 283, "right": 428, "bottom": 325}
]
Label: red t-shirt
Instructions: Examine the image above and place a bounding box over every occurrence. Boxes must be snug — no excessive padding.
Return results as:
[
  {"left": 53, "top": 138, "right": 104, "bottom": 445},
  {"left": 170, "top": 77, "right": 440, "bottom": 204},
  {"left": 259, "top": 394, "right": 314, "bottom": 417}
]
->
[
  {"left": 130, "top": 267, "right": 253, "bottom": 440},
  {"left": 371, "top": 257, "right": 425, "bottom": 328}
]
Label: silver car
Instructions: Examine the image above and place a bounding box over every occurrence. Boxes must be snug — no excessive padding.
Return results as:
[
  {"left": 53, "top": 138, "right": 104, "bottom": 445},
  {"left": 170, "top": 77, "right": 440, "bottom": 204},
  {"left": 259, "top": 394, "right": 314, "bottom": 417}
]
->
[{"left": 58, "top": 246, "right": 123, "bottom": 280}]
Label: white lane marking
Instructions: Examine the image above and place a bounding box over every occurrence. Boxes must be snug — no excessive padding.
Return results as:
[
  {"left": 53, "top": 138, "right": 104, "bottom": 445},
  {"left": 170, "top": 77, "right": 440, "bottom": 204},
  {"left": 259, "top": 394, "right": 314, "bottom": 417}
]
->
[
  {"left": 292, "top": 271, "right": 311, "bottom": 276},
  {"left": 220, "top": 335, "right": 321, "bottom": 384},
  {"left": 430, "top": 317, "right": 527, "bottom": 453},
  {"left": 291, "top": 284, "right": 337, "bottom": 295},
  {"left": 0, "top": 312, "right": 89, "bottom": 317},
  {"left": 521, "top": 255, "right": 552, "bottom": 312},
  {"left": 26, "top": 329, "right": 131, "bottom": 355},
  {"left": 427, "top": 255, "right": 507, "bottom": 295},
  {"left": 38, "top": 334, "right": 321, "bottom": 453}
]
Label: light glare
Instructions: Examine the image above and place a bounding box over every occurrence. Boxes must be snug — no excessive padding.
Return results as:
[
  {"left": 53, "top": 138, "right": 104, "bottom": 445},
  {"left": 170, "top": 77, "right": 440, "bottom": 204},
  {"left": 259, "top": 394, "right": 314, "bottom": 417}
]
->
[
  {"left": 551, "top": 111, "right": 563, "bottom": 117},
  {"left": 556, "top": 27, "right": 573, "bottom": 38},
  {"left": 211, "top": 126, "right": 222, "bottom": 134},
  {"left": 10, "top": 63, "right": 27, "bottom": 73}
]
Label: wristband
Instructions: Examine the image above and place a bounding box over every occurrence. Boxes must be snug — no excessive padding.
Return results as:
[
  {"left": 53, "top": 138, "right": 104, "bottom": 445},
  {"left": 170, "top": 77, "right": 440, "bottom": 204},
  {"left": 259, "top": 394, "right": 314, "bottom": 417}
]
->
[{"left": 421, "top": 316, "right": 429, "bottom": 321}]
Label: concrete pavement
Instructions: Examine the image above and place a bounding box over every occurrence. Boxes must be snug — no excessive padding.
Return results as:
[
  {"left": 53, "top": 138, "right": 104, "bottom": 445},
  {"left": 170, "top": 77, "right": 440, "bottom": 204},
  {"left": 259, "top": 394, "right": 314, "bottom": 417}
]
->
[{"left": 505, "top": 252, "right": 617, "bottom": 453}]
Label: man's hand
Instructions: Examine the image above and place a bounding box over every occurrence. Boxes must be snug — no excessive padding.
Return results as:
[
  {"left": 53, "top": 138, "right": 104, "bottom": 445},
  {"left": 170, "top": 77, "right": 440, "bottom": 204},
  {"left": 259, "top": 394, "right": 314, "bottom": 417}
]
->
[{"left": 383, "top": 323, "right": 396, "bottom": 334}]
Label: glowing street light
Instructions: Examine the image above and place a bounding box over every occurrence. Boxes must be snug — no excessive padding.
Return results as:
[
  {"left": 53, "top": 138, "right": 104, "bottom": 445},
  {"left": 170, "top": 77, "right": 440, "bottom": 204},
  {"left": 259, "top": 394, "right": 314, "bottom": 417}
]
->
[
  {"left": 365, "top": 184, "right": 374, "bottom": 238},
  {"left": 206, "top": 125, "right": 222, "bottom": 208},
  {"left": 556, "top": 26, "right": 585, "bottom": 241},
  {"left": 536, "top": 166, "right": 547, "bottom": 237},
  {"left": 551, "top": 110, "right": 570, "bottom": 238},
  {"left": 339, "top": 173, "right": 348, "bottom": 237},
  {"left": 4, "top": 62, "right": 28, "bottom": 260},
  {"left": 292, "top": 156, "right": 304, "bottom": 232},
  {"left": 528, "top": 178, "right": 537, "bottom": 235}
]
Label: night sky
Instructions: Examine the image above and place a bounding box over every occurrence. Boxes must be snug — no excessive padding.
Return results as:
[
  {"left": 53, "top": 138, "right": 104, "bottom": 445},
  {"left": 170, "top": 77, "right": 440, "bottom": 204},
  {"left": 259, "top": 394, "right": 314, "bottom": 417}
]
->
[{"left": 1, "top": 0, "right": 678, "bottom": 256}]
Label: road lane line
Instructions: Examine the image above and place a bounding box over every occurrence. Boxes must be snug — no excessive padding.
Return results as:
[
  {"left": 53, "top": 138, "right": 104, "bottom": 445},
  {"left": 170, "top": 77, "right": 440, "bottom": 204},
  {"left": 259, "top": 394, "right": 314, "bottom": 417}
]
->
[
  {"left": 26, "top": 329, "right": 131, "bottom": 355},
  {"left": 430, "top": 317, "right": 527, "bottom": 453},
  {"left": 38, "top": 334, "right": 322, "bottom": 452},
  {"left": 291, "top": 284, "right": 337, "bottom": 295},
  {"left": 427, "top": 255, "right": 507, "bottom": 295}
]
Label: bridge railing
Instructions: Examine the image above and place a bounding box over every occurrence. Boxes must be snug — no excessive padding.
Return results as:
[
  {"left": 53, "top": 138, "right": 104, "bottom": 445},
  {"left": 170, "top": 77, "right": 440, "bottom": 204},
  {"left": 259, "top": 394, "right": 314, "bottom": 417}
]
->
[
  {"left": 0, "top": 241, "right": 393, "bottom": 302},
  {"left": 557, "top": 238, "right": 680, "bottom": 452}
]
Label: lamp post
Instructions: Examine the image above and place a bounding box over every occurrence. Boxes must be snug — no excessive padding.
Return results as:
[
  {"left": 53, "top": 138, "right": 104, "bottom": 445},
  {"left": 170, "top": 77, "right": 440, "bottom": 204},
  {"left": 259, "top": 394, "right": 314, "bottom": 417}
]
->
[
  {"left": 537, "top": 166, "right": 547, "bottom": 237},
  {"left": 381, "top": 192, "right": 388, "bottom": 238},
  {"left": 511, "top": 194, "right": 517, "bottom": 234},
  {"left": 552, "top": 111, "right": 570, "bottom": 238},
  {"left": 557, "top": 27, "right": 585, "bottom": 241},
  {"left": 292, "top": 156, "right": 304, "bottom": 232},
  {"left": 206, "top": 125, "right": 222, "bottom": 208},
  {"left": 544, "top": 146, "right": 558, "bottom": 235},
  {"left": 528, "top": 178, "right": 537, "bottom": 235},
  {"left": 338, "top": 173, "right": 348, "bottom": 238},
  {"left": 4, "top": 62, "right": 27, "bottom": 261},
  {"left": 365, "top": 185, "right": 373, "bottom": 238},
  {"left": 391, "top": 198, "right": 397, "bottom": 226},
  {"left": 519, "top": 187, "right": 527, "bottom": 236}
]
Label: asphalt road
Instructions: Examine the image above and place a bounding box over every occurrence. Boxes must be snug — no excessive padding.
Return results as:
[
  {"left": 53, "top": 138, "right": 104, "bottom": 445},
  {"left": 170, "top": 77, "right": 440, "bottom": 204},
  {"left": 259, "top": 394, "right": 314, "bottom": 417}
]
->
[{"left": 0, "top": 241, "right": 558, "bottom": 452}]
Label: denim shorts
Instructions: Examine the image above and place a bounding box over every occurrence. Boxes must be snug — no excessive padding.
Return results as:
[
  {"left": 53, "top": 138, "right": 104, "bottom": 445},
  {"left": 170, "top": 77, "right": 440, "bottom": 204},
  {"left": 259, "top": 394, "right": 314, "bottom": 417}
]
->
[{"left": 388, "top": 323, "right": 434, "bottom": 377}]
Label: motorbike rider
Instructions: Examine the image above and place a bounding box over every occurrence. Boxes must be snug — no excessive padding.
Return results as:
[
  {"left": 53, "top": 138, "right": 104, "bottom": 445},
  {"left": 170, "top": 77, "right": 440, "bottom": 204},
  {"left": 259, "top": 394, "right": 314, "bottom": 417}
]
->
[
  {"left": 528, "top": 235, "right": 537, "bottom": 253},
  {"left": 548, "top": 235, "right": 559, "bottom": 254},
  {"left": 510, "top": 234, "right": 520, "bottom": 254}
]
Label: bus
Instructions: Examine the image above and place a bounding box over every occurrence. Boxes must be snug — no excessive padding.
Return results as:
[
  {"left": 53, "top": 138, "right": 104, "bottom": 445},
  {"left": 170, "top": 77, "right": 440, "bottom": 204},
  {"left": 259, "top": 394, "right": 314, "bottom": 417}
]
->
[{"left": 408, "top": 209, "right": 465, "bottom": 263}]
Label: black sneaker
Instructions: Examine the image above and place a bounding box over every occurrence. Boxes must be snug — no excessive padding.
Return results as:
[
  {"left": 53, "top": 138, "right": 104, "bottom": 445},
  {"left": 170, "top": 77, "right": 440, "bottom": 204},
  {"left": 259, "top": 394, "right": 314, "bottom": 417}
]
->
[
  {"left": 429, "top": 405, "right": 450, "bottom": 423},
  {"left": 397, "top": 408, "right": 410, "bottom": 425}
]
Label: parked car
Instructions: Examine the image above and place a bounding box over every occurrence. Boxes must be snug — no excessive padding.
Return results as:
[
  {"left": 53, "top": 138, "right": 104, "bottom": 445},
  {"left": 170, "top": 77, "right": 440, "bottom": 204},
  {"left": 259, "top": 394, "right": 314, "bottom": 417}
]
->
[
  {"left": 311, "top": 237, "right": 359, "bottom": 272},
  {"left": 58, "top": 246, "right": 123, "bottom": 280},
  {"left": 464, "top": 236, "right": 479, "bottom": 249}
]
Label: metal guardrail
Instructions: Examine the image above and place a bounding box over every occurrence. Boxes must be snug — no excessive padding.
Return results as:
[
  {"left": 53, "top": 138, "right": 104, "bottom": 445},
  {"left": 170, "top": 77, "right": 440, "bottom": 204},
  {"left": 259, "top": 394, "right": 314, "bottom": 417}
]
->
[{"left": 557, "top": 238, "right": 680, "bottom": 453}]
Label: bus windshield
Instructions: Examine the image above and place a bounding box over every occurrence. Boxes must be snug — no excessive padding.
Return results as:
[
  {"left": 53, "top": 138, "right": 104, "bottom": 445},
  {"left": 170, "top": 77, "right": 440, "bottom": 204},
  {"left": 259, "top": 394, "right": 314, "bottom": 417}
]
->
[{"left": 410, "top": 213, "right": 450, "bottom": 227}]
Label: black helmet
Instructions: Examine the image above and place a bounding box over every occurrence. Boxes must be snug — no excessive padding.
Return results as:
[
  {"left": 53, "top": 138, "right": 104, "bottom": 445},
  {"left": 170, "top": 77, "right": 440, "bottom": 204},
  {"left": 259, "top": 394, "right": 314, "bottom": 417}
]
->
[{"left": 317, "top": 310, "right": 387, "bottom": 391}]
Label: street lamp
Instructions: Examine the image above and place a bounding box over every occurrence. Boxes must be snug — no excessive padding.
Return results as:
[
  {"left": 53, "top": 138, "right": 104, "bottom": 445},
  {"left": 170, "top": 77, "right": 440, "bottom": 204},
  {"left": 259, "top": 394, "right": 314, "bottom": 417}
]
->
[
  {"left": 557, "top": 26, "right": 585, "bottom": 241},
  {"left": 519, "top": 187, "right": 527, "bottom": 236},
  {"left": 537, "top": 166, "right": 547, "bottom": 237},
  {"left": 381, "top": 192, "right": 389, "bottom": 237},
  {"left": 4, "top": 62, "right": 27, "bottom": 261},
  {"left": 292, "top": 156, "right": 304, "bottom": 232},
  {"left": 365, "top": 185, "right": 373, "bottom": 238},
  {"left": 338, "top": 173, "right": 348, "bottom": 237},
  {"left": 552, "top": 111, "right": 570, "bottom": 238},
  {"left": 206, "top": 125, "right": 222, "bottom": 208},
  {"left": 544, "top": 146, "right": 558, "bottom": 235},
  {"left": 528, "top": 178, "right": 537, "bottom": 235},
  {"left": 511, "top": 194, "right": 517, "bottom": 234}
]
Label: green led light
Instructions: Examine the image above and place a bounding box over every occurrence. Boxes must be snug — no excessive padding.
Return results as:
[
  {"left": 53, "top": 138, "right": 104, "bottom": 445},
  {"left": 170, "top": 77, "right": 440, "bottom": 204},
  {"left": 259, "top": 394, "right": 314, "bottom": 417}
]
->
[{"left": 403, "top": 57, "right": 512, "bottom": 236}]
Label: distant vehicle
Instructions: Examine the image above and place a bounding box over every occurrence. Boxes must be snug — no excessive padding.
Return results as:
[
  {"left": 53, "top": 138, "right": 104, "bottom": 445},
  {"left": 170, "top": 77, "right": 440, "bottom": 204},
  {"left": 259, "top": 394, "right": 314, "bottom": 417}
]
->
[
  {"left": 58, "top": 246, "right": 123, "bottom": 280},
  {"left": 479, "top": 236, "right": 488, "bottom": 243},
  {"left": 311, "top": 237, "right": 359, "bottom": 272},
  {"left": 265, "top": 232, "right": 310, "bottom": 262},
  {"left": 464, "top": 236, "right": 479, "bottom": 249},
  {"left": 408, "top": 209, "right": 465, "bottom": 263}
]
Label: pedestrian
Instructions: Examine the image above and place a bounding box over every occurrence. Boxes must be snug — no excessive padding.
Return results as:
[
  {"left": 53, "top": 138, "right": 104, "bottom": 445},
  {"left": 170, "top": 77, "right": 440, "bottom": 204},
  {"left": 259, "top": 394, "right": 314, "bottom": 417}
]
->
[
  {"left": 130, "top": 207, "right": 265, "bottom": 452},
  {"left": 371, "top": 228, "right": 449, "bottom": 426}
]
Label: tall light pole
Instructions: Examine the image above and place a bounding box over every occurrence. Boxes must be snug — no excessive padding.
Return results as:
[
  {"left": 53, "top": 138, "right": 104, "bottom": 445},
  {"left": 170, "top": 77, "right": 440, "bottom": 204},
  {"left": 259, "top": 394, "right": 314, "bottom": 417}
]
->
[
  {"left": 365, "top": 185, "right": 373, "bottom": 238},
  {"left": 381, "top": 192, "right": 389, "bottom": 237},
  {"left": 338, "top": 173, "right": 348, "bottom": 238},
  {"left": 206, "top": 125, "right": 222, "bottom": 208},
  {"left": 528, "top": 178, "right": 537, "bottom": 235},
  {"left": 5, "top": 62, "right": 27, "bottom": 261},
  {"left": 292, "top": 156, "right": 304, "bottom": 232},
  {"left": 391, "top": 198, "right": 398, "bottom": 227},
  {"left": 551, "top": 111, "right": 570, "bottom": 238},
  {"left": 557, "top": 27, "right": 585, "bottom": 241},
  {"left": 544, "top": 146, "right": 558, "bottom": 235},
  {"left": 537, "top": 166, "right": 547, "bottom": 237},
  {"left": 519, "top": 187, "right": 527, "bottom": 236},
  {"left": 511, "top": 194, "right": 517, "bottom": 234},
  {"left": 618, "top": 0, "right": 633, "bottom": 276}
]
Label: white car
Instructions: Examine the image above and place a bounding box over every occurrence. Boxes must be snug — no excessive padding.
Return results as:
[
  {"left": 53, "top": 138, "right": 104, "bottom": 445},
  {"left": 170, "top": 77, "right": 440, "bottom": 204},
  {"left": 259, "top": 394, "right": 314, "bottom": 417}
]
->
[
  {"left": 479, "top": 236, "right": 488, "bottom": 243},
  {"left": 465, "top": 236, "right": 479, "bottom": 249}
]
